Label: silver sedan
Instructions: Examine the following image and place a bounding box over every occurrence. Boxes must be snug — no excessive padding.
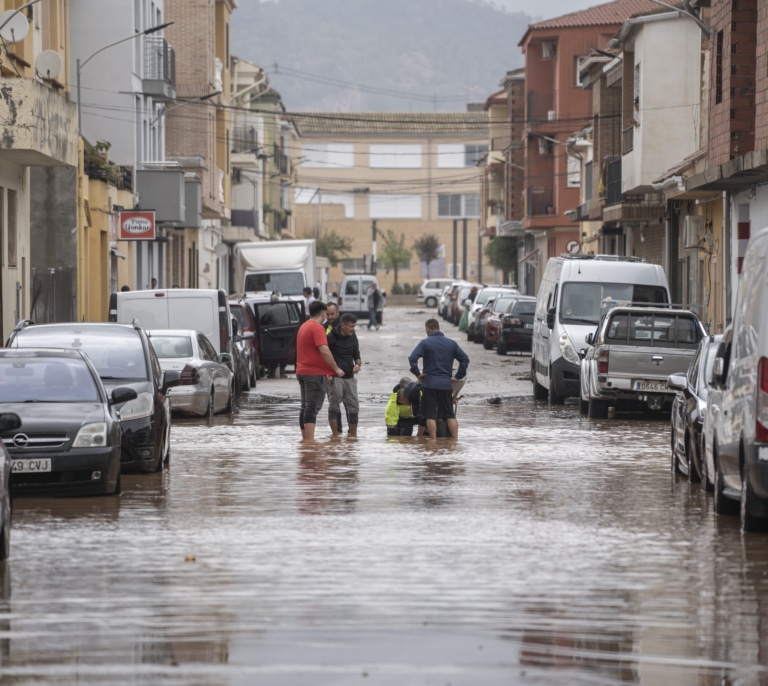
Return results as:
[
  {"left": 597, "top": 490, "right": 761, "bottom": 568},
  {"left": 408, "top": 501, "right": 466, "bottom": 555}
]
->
[{"left": 148, "top": 330, "right": 233, "bottom": 418}]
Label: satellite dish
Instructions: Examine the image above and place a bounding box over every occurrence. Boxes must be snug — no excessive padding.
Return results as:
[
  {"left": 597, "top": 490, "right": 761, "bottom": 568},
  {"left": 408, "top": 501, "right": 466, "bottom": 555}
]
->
[
  {"left": 213, "top": 242, "right": 229, "bottom": 258},
  {"left": 0, "top": 10, "right": 29, "bottom": 43},
  {"left": 35, "top": 50, "right": 63, "bottom": 80}
]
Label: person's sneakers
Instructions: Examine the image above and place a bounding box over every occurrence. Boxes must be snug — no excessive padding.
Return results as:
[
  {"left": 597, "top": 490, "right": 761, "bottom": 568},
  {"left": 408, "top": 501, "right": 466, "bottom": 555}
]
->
[{"left": 375, "top": 325, "right": 380, "bottom": 330}]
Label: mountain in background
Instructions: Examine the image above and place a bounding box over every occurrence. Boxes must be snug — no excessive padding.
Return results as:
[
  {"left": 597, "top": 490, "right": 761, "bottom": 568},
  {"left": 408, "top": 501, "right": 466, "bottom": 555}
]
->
[{"left": 230, "top": 0, "right": 531, "bottom": 112}]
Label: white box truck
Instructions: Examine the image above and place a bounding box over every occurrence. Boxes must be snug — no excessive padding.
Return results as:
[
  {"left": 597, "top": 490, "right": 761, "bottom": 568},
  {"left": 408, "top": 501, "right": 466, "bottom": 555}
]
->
[{"left": 234, "top": 239, "right": 317, "bottom": 299}]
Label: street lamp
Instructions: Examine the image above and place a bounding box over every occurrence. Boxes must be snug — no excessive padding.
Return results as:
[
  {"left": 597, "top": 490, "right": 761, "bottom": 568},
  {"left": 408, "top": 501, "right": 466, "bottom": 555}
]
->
[{"left": 76, "top": 21, "right": 173, "bottom": 135}]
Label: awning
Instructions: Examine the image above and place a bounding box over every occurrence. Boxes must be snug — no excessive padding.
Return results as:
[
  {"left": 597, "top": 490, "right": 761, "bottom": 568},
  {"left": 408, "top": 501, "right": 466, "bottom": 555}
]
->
[
  {"left": 518, "top": 248, "right": 539, "bottom": 265},
  {"left": 110, "top": 247, "right": 127, "bottom": 260}
]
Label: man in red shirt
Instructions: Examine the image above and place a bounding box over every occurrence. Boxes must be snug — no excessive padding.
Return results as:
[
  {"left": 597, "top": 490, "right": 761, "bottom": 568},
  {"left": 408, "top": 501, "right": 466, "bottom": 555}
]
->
[{"left": 296, "top": 300, "right": 345, "bottom": 439}]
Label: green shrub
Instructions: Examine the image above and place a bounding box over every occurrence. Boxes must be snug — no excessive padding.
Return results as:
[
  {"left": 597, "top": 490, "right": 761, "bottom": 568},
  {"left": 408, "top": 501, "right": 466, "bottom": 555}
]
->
[{"left": 391, "top": 283, "right": 404, "bottom": 295}]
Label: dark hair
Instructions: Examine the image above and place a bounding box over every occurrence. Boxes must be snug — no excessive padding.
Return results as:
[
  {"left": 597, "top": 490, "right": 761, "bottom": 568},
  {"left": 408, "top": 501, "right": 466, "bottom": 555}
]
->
[
  {"left": 120, "top": 285, "right": 130, "bottom": 292},
  {"left": 326, "top": 301, "right": 338, "bottom": 310},
  {"left": 309, "top": 300, "right": 327, "bottom": 317},
  {"left": 303, "top": 287, "right": 312, "bottom": 295},
  {"left": 340, "top": 313, "right": 357, "bottom": 324},
  {"left": 313, "top": 287, "right": 320, "bottom": 298},
  {"left": 425, "top": 318, "right": 440, "bottom": 331}
]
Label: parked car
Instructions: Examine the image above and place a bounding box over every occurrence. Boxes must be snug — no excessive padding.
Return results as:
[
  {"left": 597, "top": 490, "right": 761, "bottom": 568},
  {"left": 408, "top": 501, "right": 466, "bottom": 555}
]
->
[
  {"left": 0, "top": 349, "right": 136, "bottom": 496},
  {"left": 477, "top": 294, "right": 518, "bottom": 347},
  {"left": 579, "top": 306, "right": 705, "bottom": 418},
  {"left": 450, "top": 284, "right": 478, "bottom": 325},
  {"left": 246, "top": 297, "right": 304, "bottom": 376},
  {"left": 438, "top": 285, "right": 454, "bottom": 319},
  {"left": 442, "top": 282, "right": 469, "bottom": 322},
  {"left": 338, "top": 275, "right": 377, "bottom": 318},
  {"left": 0, "top": 412, "right": 20, "bottom": 559},
  {"left": 467, "top": 285, "right": 519, "bottom": 341},
  {"left": 668, "top": 334, "right": 722, "bottom": 483},
  {"left": 497, "top": 296, "right": 538, "bottom": 355},
  {"left": 229, "top": 299, "right": 259, "bottom": 388},
  {"left": 148, "top": 330, "right": 234, "bottom": 418},
  {"left": 417, "top": 279, "right": 454, "bottom": 308},
  {"left": 705, "top": 226, "right": 768, "bottom": 530},
  {"left": 7, "top": 321, "right": 180, "bottom": 473}
]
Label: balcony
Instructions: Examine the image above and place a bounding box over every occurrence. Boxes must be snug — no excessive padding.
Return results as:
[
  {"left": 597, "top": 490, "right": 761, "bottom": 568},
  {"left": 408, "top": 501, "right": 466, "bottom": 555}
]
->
[
  {"left": 0, "top": 77, "right": 78, "bottom": 167},
  {"left": 232, "top": 126, "right": 257, "bottom": 153},
  {"left": 526, "top": 185, "right": 555, "bottom": 217},
  {"left": 143, "top": 37, "right": 176, "bottom": 101},
  {"left": 527, "top": 92, "right": 555, "bottom": 123}
]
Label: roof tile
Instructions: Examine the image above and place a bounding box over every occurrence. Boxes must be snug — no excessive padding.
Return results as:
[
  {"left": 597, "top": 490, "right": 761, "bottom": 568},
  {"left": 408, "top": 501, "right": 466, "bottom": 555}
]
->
[{"left": 529, "top": 0, "right": 678, "bottom": 30}]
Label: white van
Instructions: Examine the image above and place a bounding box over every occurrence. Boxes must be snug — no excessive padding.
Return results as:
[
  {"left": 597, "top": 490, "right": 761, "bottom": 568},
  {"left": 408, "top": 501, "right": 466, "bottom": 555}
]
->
[
  {"left": 707, "top": 226, "right": 768, "bottom": 529},
  {"left": 532, "top": 255, "right": 670, "bottom": 404},
  {"left": 338, "top": 275, "right": 377, "bottom": 318},
  {"left": 109, "top": 288, "right": 234, "bottom": 358}
]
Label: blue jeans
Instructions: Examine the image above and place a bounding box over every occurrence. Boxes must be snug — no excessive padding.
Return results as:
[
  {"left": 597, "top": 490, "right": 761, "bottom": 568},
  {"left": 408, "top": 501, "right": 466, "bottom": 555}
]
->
[{"left": 368, "top": 308, "right": 378, "bottom": 328}]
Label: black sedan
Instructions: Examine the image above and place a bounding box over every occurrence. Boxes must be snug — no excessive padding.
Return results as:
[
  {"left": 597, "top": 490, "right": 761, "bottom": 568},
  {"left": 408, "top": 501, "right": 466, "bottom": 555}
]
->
[
  {"left": 6, "top": 321, "right": 181, "bottom": 473},
  {"left": 0, "top": 349, "right": 137, "bottom": 496},
  {"left": 668, "top": 333, "right": 723, "bottom": 482},
  {"left": 497, "top": 296, "right": 537, "bottom": 355}
]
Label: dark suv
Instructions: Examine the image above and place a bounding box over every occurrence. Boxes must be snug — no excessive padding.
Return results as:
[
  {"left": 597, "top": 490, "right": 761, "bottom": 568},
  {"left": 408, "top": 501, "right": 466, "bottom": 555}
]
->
[{"left": 6, "top": 321, "right": 181, "bottom": 473}]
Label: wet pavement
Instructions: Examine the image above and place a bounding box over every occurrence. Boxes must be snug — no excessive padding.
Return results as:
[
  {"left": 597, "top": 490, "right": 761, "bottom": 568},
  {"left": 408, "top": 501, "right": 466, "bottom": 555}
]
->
[{"left": 4, "top": 308, "right": 768, "bottom": 685}]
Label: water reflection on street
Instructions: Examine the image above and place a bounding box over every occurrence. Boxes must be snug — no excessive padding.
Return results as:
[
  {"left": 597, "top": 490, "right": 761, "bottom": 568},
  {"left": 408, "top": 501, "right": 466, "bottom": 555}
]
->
[{"left": 4, "top": 392, "right": 768, "bottom": 684}]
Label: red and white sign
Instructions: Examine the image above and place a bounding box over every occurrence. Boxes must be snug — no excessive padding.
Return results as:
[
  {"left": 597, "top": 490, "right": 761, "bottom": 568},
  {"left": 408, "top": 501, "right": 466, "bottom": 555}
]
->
[{"left": 118, "top": 211, "right": 155, "bottom": 241}]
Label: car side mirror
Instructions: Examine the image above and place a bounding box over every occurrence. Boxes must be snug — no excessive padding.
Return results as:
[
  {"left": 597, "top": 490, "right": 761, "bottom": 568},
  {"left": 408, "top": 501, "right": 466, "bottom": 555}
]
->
[
  {"left": 578, "top": 348, "right": 586, "bottom": 360},
  {"left": 667, "top": 374, "right": 687, "bottom": 393},
  {"left": 0, "top": 412, "right": 21, "bottom": 432},
  {"left": 711, "top": 357, "right": 725, "bottom": 387},
  {"left": 219, "top": 352, "right": 233, "bottom": 367},
  {"left": 162, "top": 369, "right": 183, "bottom": 392},
  {"left": 546, "top": 307, "right": 555, "bottom": 329},
  {"left": 585, "top": 332, "right": 593, "bottom": 345},
  {"left": 110, "top": 386, "right": 138, "bottom": 405},
  {"left": 242, "top": 331, "right": 255, "bottom": 341}
]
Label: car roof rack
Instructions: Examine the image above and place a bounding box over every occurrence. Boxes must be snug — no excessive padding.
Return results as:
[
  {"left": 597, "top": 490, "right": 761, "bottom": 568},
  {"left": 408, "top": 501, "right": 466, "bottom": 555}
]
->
[{"left": 560, "top": 254, "right": 645, "bottom": 263}]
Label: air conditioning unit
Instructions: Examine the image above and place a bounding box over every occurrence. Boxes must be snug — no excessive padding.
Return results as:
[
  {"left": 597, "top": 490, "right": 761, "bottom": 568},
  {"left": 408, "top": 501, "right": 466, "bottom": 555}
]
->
[{"left": 683, "top": 215, "right": 705, "bottom": 250}]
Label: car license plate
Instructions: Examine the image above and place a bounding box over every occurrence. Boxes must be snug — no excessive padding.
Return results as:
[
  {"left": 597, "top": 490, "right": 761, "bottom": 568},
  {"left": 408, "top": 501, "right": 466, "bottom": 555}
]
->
[
  {"left": 635, "top": 381, "right": 667, "bottom": 392},
  {"left": 11, "top": 459, "right": 51, "bottom": 473},
  {"left": 524, "top": 323, "right": 533, "bottom": 329}
]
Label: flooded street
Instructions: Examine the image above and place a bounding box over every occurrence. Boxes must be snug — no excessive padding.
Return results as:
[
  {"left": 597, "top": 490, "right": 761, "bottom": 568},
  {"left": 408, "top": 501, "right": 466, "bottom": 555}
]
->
[{"left": 3, "top": 308, "right": 768, "bottom": 685}]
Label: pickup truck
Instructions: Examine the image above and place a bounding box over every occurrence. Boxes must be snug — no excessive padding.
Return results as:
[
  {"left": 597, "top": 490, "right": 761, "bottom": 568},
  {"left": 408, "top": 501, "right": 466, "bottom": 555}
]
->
[{"left": 579, "top": 306, "right": 706, "bottom": 419}]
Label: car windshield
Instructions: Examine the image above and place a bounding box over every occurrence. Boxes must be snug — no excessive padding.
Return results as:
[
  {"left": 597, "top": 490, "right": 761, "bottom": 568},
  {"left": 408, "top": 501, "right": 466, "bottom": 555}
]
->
[
  {"left": 560, "top": 282, "right": 669, "bottom": 325},
  {"left": 511, "top": 300, "right": 536, "bottom": 315},
  {"left": 244, "top": 272, "right": 305, "bottom": 296},
  {"left": 493, "top": 296, "right": 515, "bottom": 313},
  {"left": 150, "top": 335, "right": 193, "bottom": 359},
  {"left": 13, "top": 328, "right": 149, "bottom": 381},
  {"left": 0, "top": 358, "right": 100, "bottom": 403}
]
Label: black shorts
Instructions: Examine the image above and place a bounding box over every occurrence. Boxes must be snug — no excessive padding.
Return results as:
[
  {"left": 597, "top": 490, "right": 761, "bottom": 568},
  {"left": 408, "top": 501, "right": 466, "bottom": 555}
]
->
[{"left": 420, "top": 387, "right": 455, "bottom": 420}]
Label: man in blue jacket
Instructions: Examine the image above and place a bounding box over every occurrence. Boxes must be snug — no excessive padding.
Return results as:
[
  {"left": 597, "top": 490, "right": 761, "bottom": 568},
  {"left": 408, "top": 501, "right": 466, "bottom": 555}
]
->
[{"left": 408, "top": 318, "right": 469, "bottom": 440}]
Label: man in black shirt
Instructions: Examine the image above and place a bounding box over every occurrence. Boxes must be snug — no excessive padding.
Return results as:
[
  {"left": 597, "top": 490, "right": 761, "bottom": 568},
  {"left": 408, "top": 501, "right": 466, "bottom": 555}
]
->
[{"left": 327, "top": 313, "right": 362, "bottom": 437}]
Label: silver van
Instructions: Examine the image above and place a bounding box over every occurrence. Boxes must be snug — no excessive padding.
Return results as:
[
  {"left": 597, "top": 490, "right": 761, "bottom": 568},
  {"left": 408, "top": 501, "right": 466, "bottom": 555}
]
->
[
  {"left": 339, "top": 275, "right": 377, "bottom": 318},
  {"left": 707, "top": 226, "right": 768, "bottom": 530},
  {"left": 532, "top": 255, "right": 670, "bottom": 404}
]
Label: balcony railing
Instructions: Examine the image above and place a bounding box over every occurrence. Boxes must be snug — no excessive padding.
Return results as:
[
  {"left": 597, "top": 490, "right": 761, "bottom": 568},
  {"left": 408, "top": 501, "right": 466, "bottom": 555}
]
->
[
  {"left": 232, "top": 126, "right": 257, "bottom": 153},
  {"left": 143, "top": 37, "right": 176, "bottom": 101},
  {"left": 527, "top": 91, "right": 555, "bottom": 123},
  {"left": 526, "top": 185, "right": 555, "bottom": 217},
  {"left": 606, "top": 158, "right": 623, "bottom": 205}
]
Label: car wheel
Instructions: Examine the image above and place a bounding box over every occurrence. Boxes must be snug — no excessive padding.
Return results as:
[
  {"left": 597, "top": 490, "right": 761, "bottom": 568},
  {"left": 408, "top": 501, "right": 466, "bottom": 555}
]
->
[
  {"left": 579, "top": 397, "right": 589, "bottom": 415},
  {"left": 700, "top": 445, "right": 714, "bottom": 493},
  {"left": 686, "top": 434, "right": 701, "bottom": 483},
  {"left": 496, "top": 342, "right": 507, "bottom": 356},
  {"left": 588, "top": 397, "right": 608, "bottom": 419},
  {"left": 713, "top": 448, "right": 738, "bottom": 516},
  {"left": 531, "top": 361, "right": 548, "bottom": 400},
  {"left": 548, "top": 372, "right": 565, "bottom": 406},
  {"left": 113, "top": 472, "right": 122, "bottom": 496},
  {"left": 225, "top": 382, "right": 235, "bottom": 414},
  {"left": 425, "top": 296, "right": 437, "bottom": 308},
  {"left": 208, "top": 389, "right": 215, "bottom": 422},
  {"left": 0, "top": 502, "right": 10, "bottom": 561},
  {"left": 741, "top": 462, "right": 768, "bottom": 531},
  {"left": 249, "top": 360, "right": 257, "bottom": 388}
]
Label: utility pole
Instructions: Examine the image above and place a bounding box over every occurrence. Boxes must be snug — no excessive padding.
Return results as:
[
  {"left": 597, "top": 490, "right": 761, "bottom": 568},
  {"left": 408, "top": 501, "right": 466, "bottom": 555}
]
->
[
  {"left": 462, "top": 219, "right": 468, "bottom": 281},
  {"left": 453, "top": 220, "right": 458, "bottom": 280}
]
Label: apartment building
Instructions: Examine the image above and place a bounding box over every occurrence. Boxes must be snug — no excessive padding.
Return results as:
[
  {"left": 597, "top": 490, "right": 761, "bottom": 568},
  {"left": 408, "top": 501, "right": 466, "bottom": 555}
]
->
[
  {"left": 293, "top": 112, "right": 489, "bottom": 294},
  {"left": 518, "top": 0, "right": 664, "bottom": 290},
  {"left": 0, "top": 0, "right": 78, "bottom": 335}
]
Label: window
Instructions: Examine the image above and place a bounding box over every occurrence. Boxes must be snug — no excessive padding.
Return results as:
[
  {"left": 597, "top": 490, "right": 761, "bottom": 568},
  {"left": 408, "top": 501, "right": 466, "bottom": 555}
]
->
[
  {"left": 437, "top": 194, "right": 480, "bottom": 218},
  {"left": 369, "top": 194, "right": 422, "bottom": 219},
  {"left": 294, "top": 188, "right": 354, "bottom": 218},
  {"left": 7, "top": 189, "right": 16, "bottom": 268},
  {"left": 300, "top": 143, "right": 354, "bottom": 168},
  {"left": 437, "top": 144, "right": 489, "bottom": 168},
  {"left": 567, "top": 154, "right": 581, "bottom": 188},
  {"left": 633, "top": 63, "right": 641, "bottom": 123},
  {"left": 715, "top": 30, "right": 723, "bottom": 104},
  {"left": 369, "top": 144, "right": 421, "bottom": 168},
  {"left": 575, "top": 55, "right": 589, "bottom": 86}
]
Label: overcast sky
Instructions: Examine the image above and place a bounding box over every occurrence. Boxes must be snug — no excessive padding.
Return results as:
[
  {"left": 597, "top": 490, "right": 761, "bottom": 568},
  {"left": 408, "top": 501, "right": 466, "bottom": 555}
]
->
[{"left": 492, "top": 0, "right": 609, "bottom": 20}]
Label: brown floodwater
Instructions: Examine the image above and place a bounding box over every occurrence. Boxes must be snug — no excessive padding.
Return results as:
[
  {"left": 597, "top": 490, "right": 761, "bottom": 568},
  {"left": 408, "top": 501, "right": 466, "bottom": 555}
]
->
[{"left": 3, "top": 392, "right": 768, "bottom": 685}]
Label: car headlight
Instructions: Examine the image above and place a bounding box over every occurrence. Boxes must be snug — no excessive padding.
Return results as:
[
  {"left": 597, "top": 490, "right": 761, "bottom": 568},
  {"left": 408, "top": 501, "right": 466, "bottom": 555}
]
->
[
  {"left": 559, "top": 331, "right": 580, "bottom": 365},
  {"left": 73, "top": 422, "right": 108, "bottom": 448},
  {"left": 118, "top": 392, "right": 154, "bottom": 421}
]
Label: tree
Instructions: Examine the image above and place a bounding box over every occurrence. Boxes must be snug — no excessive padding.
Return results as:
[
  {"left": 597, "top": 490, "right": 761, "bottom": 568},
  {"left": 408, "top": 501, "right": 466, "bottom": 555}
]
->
[
  {"left": 484, "top": 236, "right": 518, "bottom": 284},
  {"left": 413, "top": 233, "right": 440, "bottom": 278},
  {"left": 377, "top": 229, "right": 412, "bottom": 285},
  {"left": 316, "top": 229, "right": 353, "bottom": 267}
]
